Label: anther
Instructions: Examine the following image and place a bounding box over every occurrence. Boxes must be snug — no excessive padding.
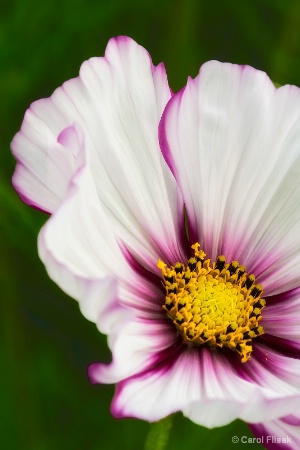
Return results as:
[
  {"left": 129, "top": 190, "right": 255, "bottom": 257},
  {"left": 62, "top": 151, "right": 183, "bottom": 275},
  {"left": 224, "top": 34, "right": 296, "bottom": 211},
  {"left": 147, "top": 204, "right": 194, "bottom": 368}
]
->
[
  {"left": 183, "top": 273, "right": 191, "bottom": 283},
  {"left": 245, "top": 274, "right": 255, "bottom": 289},
  {"left": 177, "top": 301, "right": 185, "bottom": 311},
  {"left": 228, "top": 261, "right": 239, "bottom": 275},
  {"left": 188, "top": 257, "right": 197, "bottom": 271},
  {"left": 187, "top": 330, "right": 194, "bottom": 339},
  {"left": 167, "top": 284, "right": 177, "bottom": 294},
  {"left": 251, "top": 326, "right": 260, "bottom": 335},
  {"left": 215, "top": 256, "right": 226, "bottom": 271},
  {"left": 174, "top": 263, "right": 184, "bottom": 273},
  {"left": 195, "top": 255, "right": 205, "bottom": 266},
  {"left": 165, "top": 274, "right": 174, "bottom": 283},
  {"left": 252, "top": 301, "right": 261, "bottom": 309},
  {"left": 237, "top": 266, "right": 245, "bottom": 280},
  {"left": 226, "top": 324, "right": 237, "bottom": 334},
  {"left": 252, "top": 298, "right": 265, "bottom": 310},
  {"left": 251, "top": 284, "right": 263, "bottom": 299}
]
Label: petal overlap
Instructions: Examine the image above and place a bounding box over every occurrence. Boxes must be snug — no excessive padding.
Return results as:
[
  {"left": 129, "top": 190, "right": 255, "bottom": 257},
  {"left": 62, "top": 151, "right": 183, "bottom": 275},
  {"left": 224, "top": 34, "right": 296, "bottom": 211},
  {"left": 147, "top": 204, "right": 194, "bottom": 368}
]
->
[{"left": 12, "top": 37, "right": 186, "bottom": 270}]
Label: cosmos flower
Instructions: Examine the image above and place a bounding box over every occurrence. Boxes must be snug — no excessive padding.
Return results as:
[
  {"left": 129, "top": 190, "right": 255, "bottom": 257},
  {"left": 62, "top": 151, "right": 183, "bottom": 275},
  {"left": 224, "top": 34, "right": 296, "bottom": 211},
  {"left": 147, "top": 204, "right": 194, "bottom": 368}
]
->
[{"left": 11, "top": 36, "right": 300, "bottom": 449}]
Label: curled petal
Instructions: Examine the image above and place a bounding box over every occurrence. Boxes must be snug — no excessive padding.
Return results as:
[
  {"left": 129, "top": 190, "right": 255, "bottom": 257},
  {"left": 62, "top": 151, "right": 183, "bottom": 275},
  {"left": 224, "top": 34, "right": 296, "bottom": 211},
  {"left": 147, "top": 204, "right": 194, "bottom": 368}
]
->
[
  {"left": 12, "top": 36, "right": 186, "bottom": 268},
  {"left": 89, "top": 318, "right": 176, "bottom": 384},
  {"left": 12, "top": 123, "right": 84, "bottom": 213}
]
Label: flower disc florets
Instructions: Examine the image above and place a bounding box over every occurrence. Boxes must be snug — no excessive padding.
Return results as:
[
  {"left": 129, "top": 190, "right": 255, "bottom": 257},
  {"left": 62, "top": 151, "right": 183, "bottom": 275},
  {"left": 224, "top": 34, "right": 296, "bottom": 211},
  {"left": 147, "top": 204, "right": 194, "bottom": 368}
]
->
[{"left": 158, "top": 243, "right": 266, "bottom": 362}]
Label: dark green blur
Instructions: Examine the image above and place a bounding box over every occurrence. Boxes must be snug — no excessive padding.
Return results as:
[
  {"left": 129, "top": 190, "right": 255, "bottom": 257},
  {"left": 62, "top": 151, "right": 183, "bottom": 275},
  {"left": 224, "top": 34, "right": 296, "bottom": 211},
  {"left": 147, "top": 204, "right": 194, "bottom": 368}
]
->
[{"left": 2, "top": 0, "right": 300, "bottom": 448}]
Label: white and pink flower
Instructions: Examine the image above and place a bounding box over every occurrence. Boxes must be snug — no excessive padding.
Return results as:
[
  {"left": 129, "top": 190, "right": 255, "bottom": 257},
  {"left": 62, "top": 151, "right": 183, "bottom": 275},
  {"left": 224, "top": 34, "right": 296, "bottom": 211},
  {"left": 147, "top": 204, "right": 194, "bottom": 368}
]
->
[{"left": 11, "top": 36, "right": 300, "bottom": 449}]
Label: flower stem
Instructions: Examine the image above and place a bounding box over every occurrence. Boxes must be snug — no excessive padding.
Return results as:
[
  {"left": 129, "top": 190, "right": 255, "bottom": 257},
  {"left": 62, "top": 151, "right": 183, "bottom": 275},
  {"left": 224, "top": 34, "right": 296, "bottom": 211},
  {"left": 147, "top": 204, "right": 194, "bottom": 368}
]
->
[{"left": 144, "top": 416, "right": 173, "bottom": 450}]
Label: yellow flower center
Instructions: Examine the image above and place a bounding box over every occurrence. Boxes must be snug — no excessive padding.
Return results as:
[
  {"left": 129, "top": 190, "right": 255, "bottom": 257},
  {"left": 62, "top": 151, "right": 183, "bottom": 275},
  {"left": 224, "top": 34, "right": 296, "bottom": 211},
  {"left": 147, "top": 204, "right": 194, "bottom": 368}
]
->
[{"left": 157, "top": 243, "right": 266, "bottom": 363}]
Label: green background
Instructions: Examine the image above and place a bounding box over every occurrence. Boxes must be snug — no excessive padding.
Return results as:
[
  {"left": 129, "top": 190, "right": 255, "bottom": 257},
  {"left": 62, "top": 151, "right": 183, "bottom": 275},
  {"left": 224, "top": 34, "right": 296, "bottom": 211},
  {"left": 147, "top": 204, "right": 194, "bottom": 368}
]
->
[{"left": 1, "top": 0, "right": 300, "bottom": 449}]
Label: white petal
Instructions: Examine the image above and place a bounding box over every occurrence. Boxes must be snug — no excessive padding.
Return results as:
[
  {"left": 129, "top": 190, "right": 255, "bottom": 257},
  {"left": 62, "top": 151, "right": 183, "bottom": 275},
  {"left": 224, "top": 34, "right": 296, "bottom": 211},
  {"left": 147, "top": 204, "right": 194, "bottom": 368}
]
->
[
  {"left": 159, "top": 61, "right": 300, "bottom": 293},
  {"left": 12, "top": 36, "right": 186, "bottom": 269},
  {"left": 77, "top": 36, "right": 185, "bottom": 266},
  {"left": 111, "top": 346, "right": 300, "bottom": 426},
  {"left": 249, "top": 416, "right": 300, "bottom": 450},
  {"left": 112, "top": 347, "right": 204, "bottom": 423}
]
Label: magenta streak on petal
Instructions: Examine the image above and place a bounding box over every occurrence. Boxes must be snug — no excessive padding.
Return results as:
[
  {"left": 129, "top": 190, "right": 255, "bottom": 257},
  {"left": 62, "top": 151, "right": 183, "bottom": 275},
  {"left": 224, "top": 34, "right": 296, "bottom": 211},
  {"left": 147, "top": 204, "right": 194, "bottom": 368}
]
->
[
  {"left": 264, "top": 287, "right": 300, "bottom": 306},
  {"left": 88, "top": 317, "right": 177, "bottom": 385},
  {"left": 217, "top": 346, "right": 257, "bottom": 383},
  {"left": 111, "top": 336, "right": 183, "bottom": 419},
  {"left": 251, "top": 251, "right": 289, "bottom": 286},
  {"left": 172, "top": 201, "right": 193, "bottom": 260},
  {"left": 248, "top": 423, "right": 293, "bottom": 450},
  {"left": 149, "top": 328, "right": 183, "bottom": 369},
  {"left": 220, "top": 225, "right": 286, "bottom": 279},
  {"left": 259, "top": 334, "right": 300, "bottom": 360},
  {"left": 202, "top": 337, "right": 298, "bottom": 385},
  {"left": 120, "top": 244, "right": 164, "bottom": 297},
  {"left": 118, "top": 243, "right": 170, "bottom": 317},
  {"left": 183, "top": 206, "right": 199, "bottom": 255},
  {"left": 256, "top": 248, "right": 283, "bottom": 273}
]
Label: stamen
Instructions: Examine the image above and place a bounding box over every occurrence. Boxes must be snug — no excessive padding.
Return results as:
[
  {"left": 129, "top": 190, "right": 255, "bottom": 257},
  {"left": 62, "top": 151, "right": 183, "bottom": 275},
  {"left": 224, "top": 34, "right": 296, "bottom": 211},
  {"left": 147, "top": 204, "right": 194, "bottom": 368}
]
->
[
  {"left": 158, "top": 243, "right": 266, "bottom": 363},
  {"left": 188, "top": 257, "right": 197, "bottom": 271},
  {"left": 215, "top": 256, "right": 226, "bottom": 271},
  {"left": 237, "top": 266, "right": 245, "bottom": 280},
  {"left": 228, "top": 261, "right": 239, "bottom": 275},
  {"left": 245, "top": 275, "right": 255, "bottom": 289}
]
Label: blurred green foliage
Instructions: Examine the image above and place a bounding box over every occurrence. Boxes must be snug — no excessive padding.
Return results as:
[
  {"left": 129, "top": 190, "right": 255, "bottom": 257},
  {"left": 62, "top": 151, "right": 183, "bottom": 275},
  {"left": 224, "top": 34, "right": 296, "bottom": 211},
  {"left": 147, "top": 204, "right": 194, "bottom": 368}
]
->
[{"left": 2, "top": 0, "right": 300, "bottom": 449}]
